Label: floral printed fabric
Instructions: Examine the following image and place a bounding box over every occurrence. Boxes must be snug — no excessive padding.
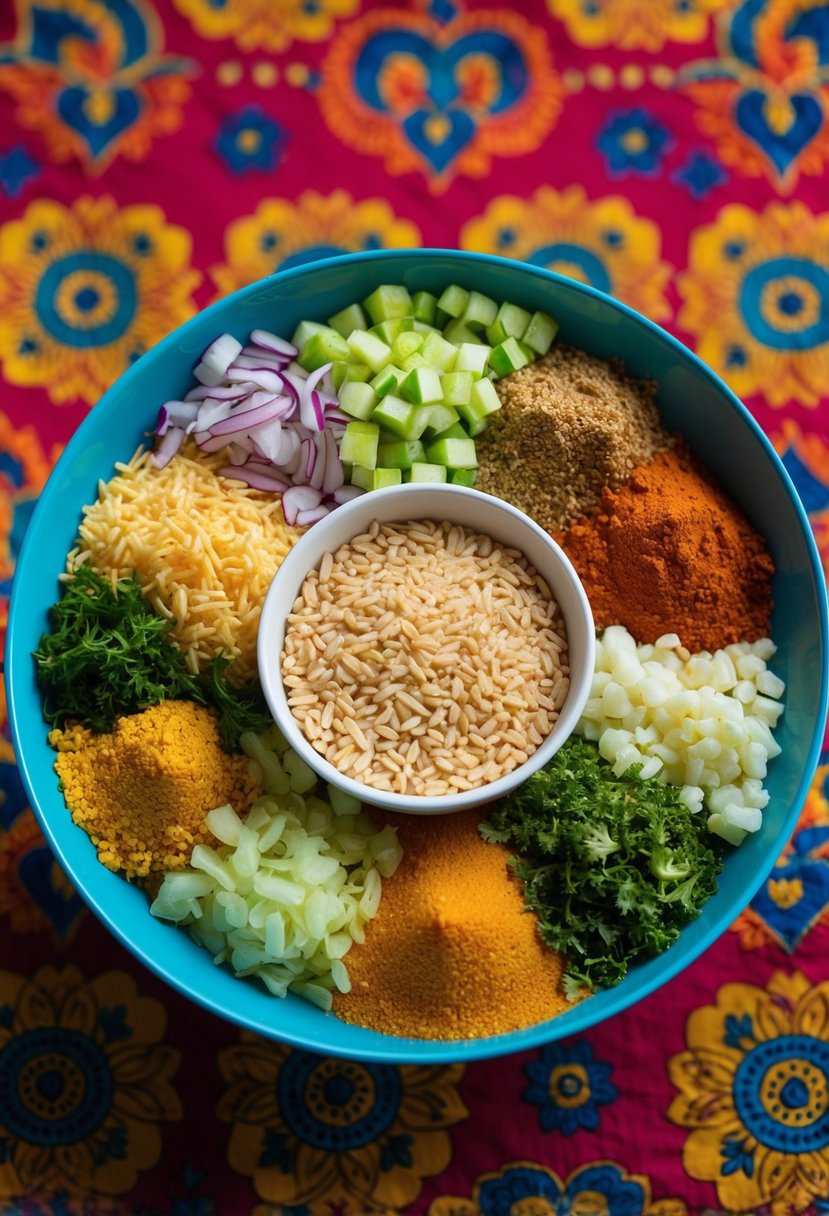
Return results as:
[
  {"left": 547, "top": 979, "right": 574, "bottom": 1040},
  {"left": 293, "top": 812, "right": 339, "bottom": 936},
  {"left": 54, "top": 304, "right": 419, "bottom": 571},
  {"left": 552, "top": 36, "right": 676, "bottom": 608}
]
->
[{"left": 1, "top": 0, "right": 829, "bottom": 1212}]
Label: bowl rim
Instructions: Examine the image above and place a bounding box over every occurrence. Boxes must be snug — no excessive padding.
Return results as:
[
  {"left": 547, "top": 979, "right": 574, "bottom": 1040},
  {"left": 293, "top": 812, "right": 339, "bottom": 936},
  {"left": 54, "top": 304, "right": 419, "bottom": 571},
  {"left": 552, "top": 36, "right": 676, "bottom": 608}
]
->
[
  {"left": 7, "top": 246, "right": 829, "bottom": 1062},
  {"left": 257, "top": 481, "right": 596, "bottom": 813}
]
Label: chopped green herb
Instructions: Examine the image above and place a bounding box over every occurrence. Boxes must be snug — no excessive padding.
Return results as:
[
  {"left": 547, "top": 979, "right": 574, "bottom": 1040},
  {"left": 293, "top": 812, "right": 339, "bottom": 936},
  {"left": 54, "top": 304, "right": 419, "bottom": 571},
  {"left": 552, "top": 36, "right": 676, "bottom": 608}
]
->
[
  {"left": 480, "top": 738, "right": 725, "bottom": 994},
  {"left": 34, "top": 565, "right": 271, "bottom": 751}
]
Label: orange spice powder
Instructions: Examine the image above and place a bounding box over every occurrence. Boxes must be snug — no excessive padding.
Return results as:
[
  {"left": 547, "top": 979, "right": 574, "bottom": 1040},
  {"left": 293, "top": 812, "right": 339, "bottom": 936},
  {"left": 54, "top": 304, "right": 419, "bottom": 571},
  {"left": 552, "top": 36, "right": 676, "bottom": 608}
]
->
[{"left": 334, "top": 809, "right": 570, "bottom": 1040}]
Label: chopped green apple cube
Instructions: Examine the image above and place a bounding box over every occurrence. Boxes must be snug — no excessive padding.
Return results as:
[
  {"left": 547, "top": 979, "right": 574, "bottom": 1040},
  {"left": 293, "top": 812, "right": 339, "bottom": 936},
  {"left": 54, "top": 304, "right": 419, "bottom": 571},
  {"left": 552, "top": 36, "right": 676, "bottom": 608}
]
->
[
  {"left": 400, "top": 351, "right": 429, "bottom": 372},
  {"left": 412, "top": 291, "right": 438, "bottom": 325},
  {"left": 522, "top": 310, "right": 559, "bottom": 355},
  {"left": 454, "top": 342, "right": 491, "bottom": 375},
  {"left": 377, "top": 438, "right": 427, "bottom": 469},
  {"left": 488, "top": 335, "right": 533, "bottom": 378},
  {"left": 462, "top": 290, "right": 497, "bottom": 331},
  {"left": 291, "top": 319, "right": 329, "bottom": 349},
  {"left": 485, "top": 301, "right": 532, "bottom": 347},
  {"left": 443, "top": 319, "right": 483, "bottom": 345},
  {"left": 437, "top": 284, "right": 470, "bottom": 319},
  {"left": 350, "top": 465, "right": 402, "bottom": 491},
  {"left": 299, "top": 329, "right": 350, "bottom": 371},
  {"left": 331, "top": 361, "right": 372, "bottom": 388},
  {"left": 422, "top": 403, "right": 460, "bottom": 438},
  {"left": 400, "top": 366, "right": 443, "bottom": 405},
  {"left": 407, "top": 462, "right": 448, "bottom": 483},
  {"left": 440, "top": 370, "right": 473, "bottom": 406},
  {"left": 391, "top": 331, "right": 424, "bottom": 363},
  {"left": 449, "top": 468, "right": 477, "bottom": 487},
  {"left": 370, "top": 364, "right": 405, "bottom": 399},
  {"left": 346, "top": 329, "right": 393, "bottom": 372},
  {"left": 419, "top": 330, "right": 457, "bottom": 371},
  {"left": 371, "top": 394, "right": 430, "bottom": 440}
]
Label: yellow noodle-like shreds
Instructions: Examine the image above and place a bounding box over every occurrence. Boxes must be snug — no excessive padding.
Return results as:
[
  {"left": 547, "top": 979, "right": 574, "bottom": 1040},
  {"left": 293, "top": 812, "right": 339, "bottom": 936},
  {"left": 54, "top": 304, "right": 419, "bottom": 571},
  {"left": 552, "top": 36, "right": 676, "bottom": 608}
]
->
[{"left": 66, "top": 438, "right": 301, "bottom": 684}]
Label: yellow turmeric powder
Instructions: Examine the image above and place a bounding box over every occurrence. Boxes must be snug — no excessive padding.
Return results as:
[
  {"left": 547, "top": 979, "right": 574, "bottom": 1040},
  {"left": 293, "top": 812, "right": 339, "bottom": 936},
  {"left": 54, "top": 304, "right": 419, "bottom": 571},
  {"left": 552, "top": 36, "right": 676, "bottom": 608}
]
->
[
  {"left": 334, "top": 809, "right": 570, "bottom": 1040},
  {"left": 51, "top": 700, "right": 261, "bottom": 879}
]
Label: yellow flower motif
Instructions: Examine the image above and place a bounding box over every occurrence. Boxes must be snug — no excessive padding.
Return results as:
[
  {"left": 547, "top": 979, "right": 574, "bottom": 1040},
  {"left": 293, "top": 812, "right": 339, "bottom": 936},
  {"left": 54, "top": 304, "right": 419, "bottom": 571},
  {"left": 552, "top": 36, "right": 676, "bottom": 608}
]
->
[
  {"left": 211, "top": 190, "right": 421, "bottom": 299},
  {"left": 217, "top": 1034, "right": 468, "bottom": 1212},
  {"left": 668, "top": 970, "right": 829, "bottom": 1212},
  {"left": 769, "top": 876, "right": 805, "bottom": 908},
  {"left": 678, "top": 201, "right": 829, "bottom": 408},
  {"left": 172, "top": 0, "right": 359, "bottom": 53},
  {"left": 460, "top": 185, "right": 672, "bottom": 322},
  {"left": 0, "top": 196, "right": 201, "bottom": 406},
  {"left": 547, "top": 0, "right": 730, "bottom": 50},
  {"left": 0, "top": 964, "right": 181, "bottom": 1197}
]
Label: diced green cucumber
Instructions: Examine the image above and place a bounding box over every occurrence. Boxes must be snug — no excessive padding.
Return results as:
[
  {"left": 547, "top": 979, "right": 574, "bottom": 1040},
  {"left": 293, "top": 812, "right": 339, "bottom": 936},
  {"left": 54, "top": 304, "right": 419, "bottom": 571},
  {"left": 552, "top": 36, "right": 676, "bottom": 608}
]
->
[
  {"left": 456, "top": 377, "right": 503, "bottom": 430},
  {"left": 522, "top": 310, "right": 559, "bottom": 355},
  {"left": 437, "top": 284, "right": 470, "bottom": 319},
  {"left": 400, "top": 351, "right": 429, "bottom": 372},
  {"left": 441, "top": 370, "right": 473, "bottom": 406},
  {"left": 299, "top": 329, "right": 351, "bottom": 371},
  {"left": 350, "top": 465, "right": 402, "bottom": 491},
  {"left": 370, "top": 317, "right": 414, "bottom": 344},
  {"left": 331, "top": 360, "right": 372, "bottom": 388},
  {"left": 488, "top": 335, "right": 533, "bottom": 378},
  {"left": 454, "top": 342, "right": 491, "bottom": 375},
  {"left": 425, "top": 436, "right": 478, "bottom": 469},
  {"left": 412, "top": 319, "right": 440, "bottom": 336},
  {"left": 391, "top": 331, "right": 424, "bottom": 363},
  {"left": 430, "top": 421, "right": 468, "bottom": 442},
  {"left": 346, "top": 329, "right": 393, "bottom": 372},
  {"left": 406, "top": 462, "right": 448, "bottom": 483},
  {"left": 464, "top": 414, "right": 488, "bottom": 437},
  {"left": 412, "top": 290, "right": 438, "bottom": 325},
  {"left": 338, "top": 381, "right": 378, "bottom": 421},
  {"left": 462, "top": 290, "right": 497, "bottom": 331},
  {"left": 327, "top": 303, "right": 367, "bottom": 339},
  {"left": 400, "top": 366, "right": 443, "bottom": 405},
  {"left": 449, "top": 467, "right": 477, "bottom": 487},
  {"left": 371, "top": 395, "right": 430, "bottom": 440},
  {"left": 340, "top": 421, "right": 380, "bottom": 468},
  {"left": 362, "top": 284, "right": 413, "bottom": 324},
  {"left": 443, "top": 319, "right": 483, "bottom": 345},
  {"left": 419, "top": 330, "right": 457, "bottom": 371},
  {"left": 485, "top": 301, "right": 532, "bottom": 346},
  {"left": 377, "top": 438, "right": 426, "bottom": 470},
  {"left": 370, "top": 364, "right": 405, "bottom": 400},
  {"left": 422, "top": 403, "right": 460, "bottom": 438},
  {"left": 291, "top": 319, "right": 329, "bottom": 349}
]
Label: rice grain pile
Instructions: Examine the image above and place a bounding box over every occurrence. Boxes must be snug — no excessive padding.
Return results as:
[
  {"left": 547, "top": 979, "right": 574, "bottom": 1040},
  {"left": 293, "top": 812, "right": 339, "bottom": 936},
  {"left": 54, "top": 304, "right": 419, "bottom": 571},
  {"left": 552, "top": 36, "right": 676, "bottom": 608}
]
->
[
  {"left": 475, "top": 344, "right": 672, "bottom": 532},
  {"left": 282, "top": 518, "right": 569, "bottom": 796},
  {"left": 66, "top": 438, "right": 300, "bottom": 684}
]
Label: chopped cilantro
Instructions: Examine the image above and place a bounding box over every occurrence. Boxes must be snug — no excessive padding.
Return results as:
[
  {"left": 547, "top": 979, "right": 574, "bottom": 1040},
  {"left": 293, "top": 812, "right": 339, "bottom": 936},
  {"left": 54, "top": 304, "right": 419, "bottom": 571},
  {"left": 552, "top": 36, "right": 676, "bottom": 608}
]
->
[
  {"left": 480, "top": 738, "right": 725, "bottom": 994},
  {"left": 34, "top": 565, "right": 271, "bottom": 751}
]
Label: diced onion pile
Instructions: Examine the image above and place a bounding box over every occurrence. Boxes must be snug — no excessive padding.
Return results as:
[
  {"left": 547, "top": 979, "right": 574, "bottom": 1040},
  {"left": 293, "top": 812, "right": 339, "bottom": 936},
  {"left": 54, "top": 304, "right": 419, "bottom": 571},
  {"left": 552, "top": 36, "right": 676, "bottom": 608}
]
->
[
  {"left": 151, "top": 329, "right": 363, "bottom": 526},
  {"left": 149, "top": 728, "right": 402, "bottom": 1009},
  {"left": 577, "top": 627, "right": 785, "bottom": 846}
]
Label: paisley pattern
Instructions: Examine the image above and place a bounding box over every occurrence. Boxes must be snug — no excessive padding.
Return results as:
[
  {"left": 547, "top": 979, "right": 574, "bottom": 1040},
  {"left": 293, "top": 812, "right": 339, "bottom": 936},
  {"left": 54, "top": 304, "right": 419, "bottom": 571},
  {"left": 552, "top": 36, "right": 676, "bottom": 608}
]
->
[
  {"left": 680, "top": 0, "right": 829, "bottom": 191},
  {"left": 0, "top": 0, "right": 194, "bottom": 173},
  {"left": 0, "top": 1, "right": 827, "bottom": 1212},
  {"left": 317, "top": 3, "right": 562, "bottom": 190}
]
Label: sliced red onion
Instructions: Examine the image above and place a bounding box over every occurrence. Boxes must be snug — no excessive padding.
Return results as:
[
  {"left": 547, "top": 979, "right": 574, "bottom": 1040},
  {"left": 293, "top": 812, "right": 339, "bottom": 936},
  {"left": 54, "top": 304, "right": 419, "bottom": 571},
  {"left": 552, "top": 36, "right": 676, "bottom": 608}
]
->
[
  {"left": 282, "top": 485, "right": 323, "bottom": 526},
  {"left": 193, "top": 334, "right": 242, "bottom": 386},
  {"left": 333, "top": 485, "right": 365, "bottom": 505},
  {"left": 324, "top": 407, "right": 351, "bottom": 425},
  {"left": 248, "top": 416, "right": 283, "bottom": 462},
  {"left": 217, "top": 466, "right": 291, "bottom": 493},
  {"left": 309, "top": 432, "right": 326, "bottom": 491},
  {"left": 300, "top": 364, "right": 332, "bottom": 431},
  {"left": 296, "top": 505, "right": 331, "bottom": 527},
  {"left": 278, "top": 430, "right": 301, "bottom": 475},
  {"left": 251, "top": 329, "right": 298, "bottom": 358},
  {"left": 209, "top": 395, "right": 286, "bottom": 437},
  {"left": 284, "top": 361, "right": 307, "bottom": 379},
  {"left": 321, "top": 429, "right": 345, "bottom": 495},
  {"left": 195, "top": 431, "right": 232, "bottom": 453},
  {"left": 226, "top": 366, "right": 283, "bottom": 393},
  {"left": 155, "top": 404, "right": 169, "bottom": 435},
  {"left": 238, "top": 349, "right": 290, "bottom": 367},
  {"left": 300, "top": 436, "right": 316, "bottom": 480},
  {"left": 194, "top": 398, "right": 235, "bottom": 431},
  {"left": 152, "top": 425, "right": 185, "bottom": 469},
  {"left": 226, "top": 442, "right": 250, "bottom": 466},
  {"left": 187, "top": 382, "right": 255, "bottom": 402},
  {"left": 164, "top": 401, "right": 200, "bottom": 429}
]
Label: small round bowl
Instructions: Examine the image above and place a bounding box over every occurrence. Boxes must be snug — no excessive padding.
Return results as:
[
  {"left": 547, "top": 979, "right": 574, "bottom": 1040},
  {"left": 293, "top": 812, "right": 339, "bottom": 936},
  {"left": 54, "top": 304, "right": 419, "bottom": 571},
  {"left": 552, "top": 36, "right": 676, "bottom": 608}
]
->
[{"left": 257, "top": 483, "right": 596, "bottom": 814}]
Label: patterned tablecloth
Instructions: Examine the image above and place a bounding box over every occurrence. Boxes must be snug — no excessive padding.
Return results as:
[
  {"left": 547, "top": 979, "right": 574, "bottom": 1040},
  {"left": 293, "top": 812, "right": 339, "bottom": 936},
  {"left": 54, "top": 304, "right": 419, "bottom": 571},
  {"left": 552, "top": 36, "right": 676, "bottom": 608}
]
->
[{"left": 2, "top": 1, "right": 829, "bottom": 1212}]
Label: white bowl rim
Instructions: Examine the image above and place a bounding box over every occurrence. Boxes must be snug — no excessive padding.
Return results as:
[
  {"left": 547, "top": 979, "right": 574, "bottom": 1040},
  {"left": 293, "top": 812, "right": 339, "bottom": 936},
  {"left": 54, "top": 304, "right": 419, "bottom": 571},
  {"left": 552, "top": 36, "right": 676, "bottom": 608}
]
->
[{"left": 257, "top": 482, "right": 596, "bottom": 813}]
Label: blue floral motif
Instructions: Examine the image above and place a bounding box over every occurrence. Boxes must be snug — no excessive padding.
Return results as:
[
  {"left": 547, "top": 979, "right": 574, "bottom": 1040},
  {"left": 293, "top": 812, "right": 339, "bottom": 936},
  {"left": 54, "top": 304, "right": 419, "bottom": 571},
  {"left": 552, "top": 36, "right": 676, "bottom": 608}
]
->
[
  {"left": 750, "top": 818, "right": 829, "bottom": 951},
  {"left": 0, "top": 145, "right": 39, "bottom": 197},
  {"left": 671, "top": 150, "right": 728, "bottom": 198},
  {"left": 596, "top": 107, "right": 673, "bottom": 177},
  {"left": 215, "top": 106, "right": 287, "bottom": 175},
  {"left": 476, "top": 1162, "right": 647, "bottom": 1216},
  {"left": 522, "top": 1039, "right": 618, "bottom": 1135}
]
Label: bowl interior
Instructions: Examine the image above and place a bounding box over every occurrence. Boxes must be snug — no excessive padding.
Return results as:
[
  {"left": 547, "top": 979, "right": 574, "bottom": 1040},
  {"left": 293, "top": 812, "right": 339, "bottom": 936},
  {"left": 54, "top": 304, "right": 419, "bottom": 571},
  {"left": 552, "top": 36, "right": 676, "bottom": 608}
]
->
[
  {"left": 257, "top": 482, "right": 596, "bottom": 814},
  {"left": 7, "top": 249, "right": 827, "bottom": 1063}
]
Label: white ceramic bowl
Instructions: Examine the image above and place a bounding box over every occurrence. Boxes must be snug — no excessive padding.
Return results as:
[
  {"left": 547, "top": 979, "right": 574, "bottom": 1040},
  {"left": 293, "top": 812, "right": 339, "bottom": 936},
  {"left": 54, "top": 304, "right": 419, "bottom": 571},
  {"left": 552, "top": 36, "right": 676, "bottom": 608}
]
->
[{"left": 257, "top": 482, "right": 595, "bottom": 813}]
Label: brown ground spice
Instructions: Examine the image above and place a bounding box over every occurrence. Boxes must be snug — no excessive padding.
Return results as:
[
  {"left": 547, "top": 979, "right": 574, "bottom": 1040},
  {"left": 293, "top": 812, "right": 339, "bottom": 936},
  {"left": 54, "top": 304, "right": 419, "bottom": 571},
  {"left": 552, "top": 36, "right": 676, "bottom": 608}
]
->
[
  {"left": 476, "top": 344, "right": 672, "bottom": 532},
  {"left": 556, "top": 447, "right": 775, "bottom": 652},
  {"left": 334, "top": 809, "right": 570, "bottom": 1040}
]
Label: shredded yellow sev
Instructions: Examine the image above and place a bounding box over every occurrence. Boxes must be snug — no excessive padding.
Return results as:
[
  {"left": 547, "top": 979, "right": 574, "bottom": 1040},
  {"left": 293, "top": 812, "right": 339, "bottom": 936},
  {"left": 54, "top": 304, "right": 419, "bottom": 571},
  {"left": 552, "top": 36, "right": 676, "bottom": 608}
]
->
[{"left": 66, "top": 438, "right": 301, "bottom": 685}]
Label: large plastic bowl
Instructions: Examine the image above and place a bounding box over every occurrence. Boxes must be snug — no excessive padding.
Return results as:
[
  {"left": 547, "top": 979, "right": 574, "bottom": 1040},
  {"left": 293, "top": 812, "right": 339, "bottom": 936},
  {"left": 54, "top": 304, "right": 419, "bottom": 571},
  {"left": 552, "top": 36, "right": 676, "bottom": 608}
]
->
[{"left": 7, "top": 249, "right": 828, "bottom": 1064}]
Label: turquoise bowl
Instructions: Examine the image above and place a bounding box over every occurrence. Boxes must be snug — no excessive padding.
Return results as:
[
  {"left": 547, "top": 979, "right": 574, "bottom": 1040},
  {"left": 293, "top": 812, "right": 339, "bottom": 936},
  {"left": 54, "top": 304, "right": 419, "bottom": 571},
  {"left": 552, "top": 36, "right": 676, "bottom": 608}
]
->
[{"left": 7, "top": 249, "right": 828, "bottom": 1063}]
